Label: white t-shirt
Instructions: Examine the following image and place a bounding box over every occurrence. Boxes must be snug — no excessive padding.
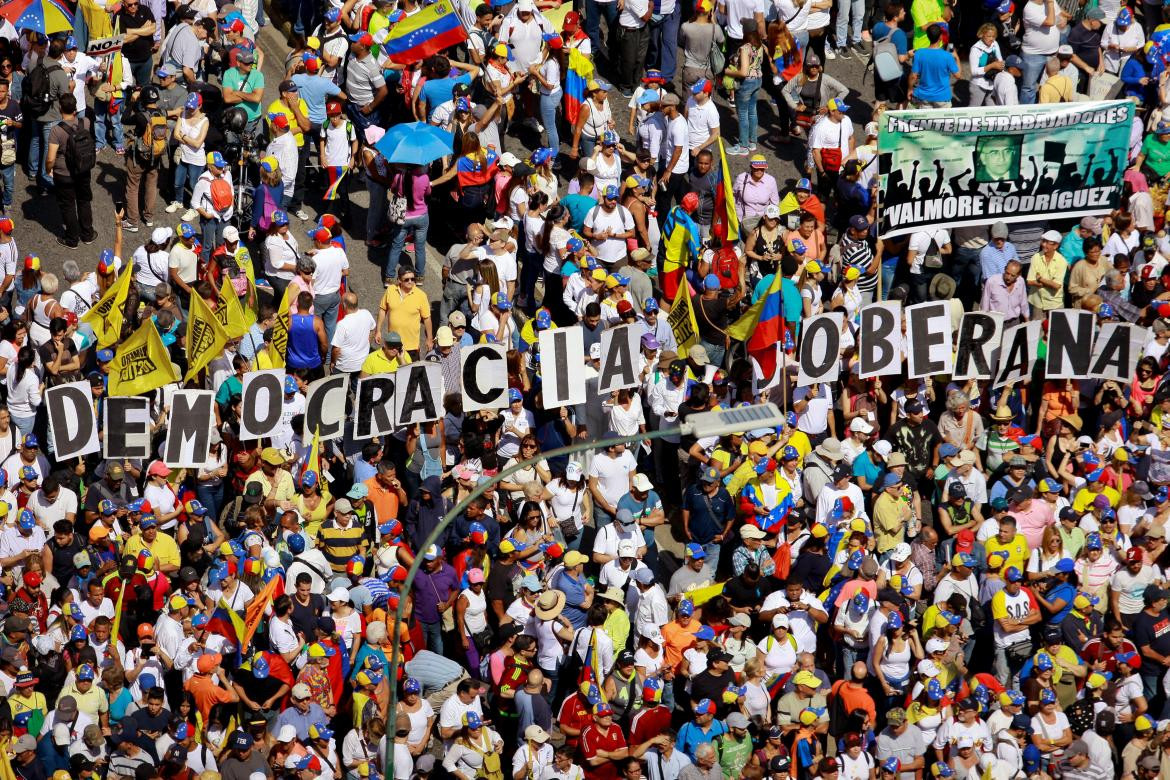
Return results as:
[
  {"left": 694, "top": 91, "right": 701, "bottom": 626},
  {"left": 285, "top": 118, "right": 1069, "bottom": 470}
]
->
[
  {"left": 584, "top": 204, "right": 635, "bottom": 265},
  {"left": 1022, "top": 0, "right": 1060, "bottom": 55},
  {"left": 724, "top": 0, "right": 763, "bottom": 38},
  {"left": 322, "top": 119, "right": 357, "bottom": 167},
  {"left": 587, "top": 450, "right": 637, "bottom": 509},
  {"left": 908, "top": 229, "right": 951, "bottom": 275},
  {"left": 312, "top": 245, "right": 349, "bottom": 295},
  {"left": 664, "top": 115, "right": 689, "bottom": 174},
  {"left": 329, "top": 309, "right": 376, "bottom": 373},
  {"left": 28, "top": 487, "right": 77, "bottom": 528},
  {"left": 685, "top": 98, "right": 720, "bottom": 153},
  {"left": 489, "top": 250, "right": 518, "bottom": 290},
  {"left": 808, "top": 116, "right": 855, "bottom": 158},
  {"left": 619, "top": 0, "right": 649, "bottom": 27}
]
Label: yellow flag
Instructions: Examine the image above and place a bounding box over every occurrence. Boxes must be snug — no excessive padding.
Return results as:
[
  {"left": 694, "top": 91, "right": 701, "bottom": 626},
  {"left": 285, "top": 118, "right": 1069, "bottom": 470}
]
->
[
  {"left": 268, "top": 284, "right": 292, "bottom": 368},
  {"left": 109, "top": 578, "right": 126, "bottom": 648},
  {"left": 715, "top": 137, "right": 740, "bottom": 243},
  {"left": 81, "top": 262, "right": 133, "bottom": 347},
  {"left": 185, "top": 293, "right": 230, "bottom": 382},
  {"left": 778, "top": 191, "right": 801, "bottom": 215},
  {"left": 217, "top": 276, "right": 250, "bottom": 339},
  {"left": 0, "top": 737, "right": 16, "bottom": 780},
  {"left": 666, "top": 282, "right": 700, "bottom": 354},
  {"left": 108, "top": 320, "right": 180, "bottom": 396}
]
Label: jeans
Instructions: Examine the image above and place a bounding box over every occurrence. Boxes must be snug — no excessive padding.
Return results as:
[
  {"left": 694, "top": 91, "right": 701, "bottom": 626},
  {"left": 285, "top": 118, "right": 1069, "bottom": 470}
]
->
[
  {"left": 387, "top": 212, "right": 430, "bottom": 280},
  {"left": 700, "top": 338, "right": 726, "bottom": 368},
  {"left": 908, "top": 270, "right": 937, "bottom": 304},
  {"left": 367, "top": 176, "right": 389, "bottom": 241},
  {"left": 1019, "top": 52, "right": 1049, "bottom": 104},
  {"left": 196, "top": 482, "right": 225, "bottom": 526},
  {"left": 736, "top": 77, "right": 762, "bottom": 148},
  {"left": 200, "top": 216, "right": 225, "bottom": 261},
  {"left": 54, "top": 173, "right": 95, "bottom": 245},
  {"left": 539, "top": 89, "right": 562, "bottom": 154},
  {"left": 881, "top": 259, "right": 897, "bottom": 298},
  {"left": 647, "top": 4, "right": 681, "bottom": 81},
  {"left": 93, "top": 100, "right": 124, "bottom": 151},
  {"left": 11, "top": 414, "right": 34, "bottom": 439},
  {"left": 420, "top": 620, "right": 443, "bottom": 654},
  {"left": 585, "top": 0, "right": 620, "bottom": 65},
  {"left": 174, "top": 162, "right": 205, "bottom": 206},
  {"left": 0, "top": 164, "right": 14, "bottom": 208},
  {"left": 834, "top": 0, "right": 864, "bottom": 47},
  {"left": 29, "top": 120, "right": 54, "bottom": 188},
  {"left": 315, "top": 290, "right": 341, "bottom": 344},
  {"left": 703, "top": 541, "right": 722, "bottom": 575},
  {"left": 951, "top": 245, "right": 982, "bottom": 305},
  {"left": 128, "top": 60, "right": 154, "bottom": 92}
]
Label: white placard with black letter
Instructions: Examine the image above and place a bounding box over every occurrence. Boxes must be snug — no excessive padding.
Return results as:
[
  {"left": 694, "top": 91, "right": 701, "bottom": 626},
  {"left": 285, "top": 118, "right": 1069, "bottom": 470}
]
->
[
  {"left": 395, "top": 362, "right": 444, "bottom": 427},
  {"left": 858, "top": 302, "right": 903, "bottom": 379},
  {"left": 355, "top": 375, "right": 396, "bottom": 439},
  {"left": 46, "top": 381, "right": 99, "bottom": 461},
  {"left": 303, "top": 374, "right": 349, "bottom": 441},
  {"left": 163, "top": 390, "right": 215, "bottom": 468},
  {"left": 460, "top": 343, "right": 509, "bottom": 412},
  {"left": 239, "top": 369, "right": 285, "bottom": 440},
  {"left": 104, "top": 397, "right": 153, "bottom": 460},
  {"left": 1045, "top": 309, "right": 1096, "bottom": 380},
  {"left": 905, "top": 302, "right": 953, "bottom": 379},
  {"left": 539, "top": 325, "right": 587, "bottom": 408},
  {"left": 598, "top": 324, "right": 642, "bottom": 395},
  {"left": 1091, "top": 323, "right": 1148, "bottom": 383},
  {"left": 797, "top": 313, "right": 843, "bottom": 387},
  {"left": 994, "top": 321, "right": 1042, "bottom": 388},
  {"left": 953, "top": 311, "right": 1004, "bottom": 381}
]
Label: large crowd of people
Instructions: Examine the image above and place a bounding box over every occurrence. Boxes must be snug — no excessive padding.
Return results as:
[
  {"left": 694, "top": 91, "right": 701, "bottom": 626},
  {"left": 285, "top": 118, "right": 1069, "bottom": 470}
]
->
[{"left": 2, "top": 0, "right": 1170, "bottom": 779}]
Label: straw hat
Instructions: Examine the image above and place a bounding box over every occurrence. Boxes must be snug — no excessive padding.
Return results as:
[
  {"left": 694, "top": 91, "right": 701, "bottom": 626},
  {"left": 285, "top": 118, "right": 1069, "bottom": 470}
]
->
[{"left": 534, "top": 590, "right": 566, "bottom": 620}]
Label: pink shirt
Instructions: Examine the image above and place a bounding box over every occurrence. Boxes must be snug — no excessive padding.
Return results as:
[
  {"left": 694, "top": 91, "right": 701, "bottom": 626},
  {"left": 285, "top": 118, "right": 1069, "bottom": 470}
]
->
[{"left": 1014, "top": 500, "right": 1055, "bottom": 549}]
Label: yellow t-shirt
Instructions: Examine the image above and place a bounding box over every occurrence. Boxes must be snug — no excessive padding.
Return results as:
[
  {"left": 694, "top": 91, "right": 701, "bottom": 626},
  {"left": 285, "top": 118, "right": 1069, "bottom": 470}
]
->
[
  {"left": 361, "top": 348, "right": 412, "bottom": 376},
  {"left": 985, "top": 533, "right": 1030, "bottom": 573},
  {"left": 265, "top": 98, "right": 311, "bottom": 147},
  {"left": 244, "top": 470, "right": 297, "bottom": 506},
  {"left": 123, "top": 531, "right": 182, "bottom": 572},
  {"left": 1072, "top": 486, "right": 1121, "bottom": 513},
  {"left": 378, "top": 286, "right": 431, "bottom": 352}
]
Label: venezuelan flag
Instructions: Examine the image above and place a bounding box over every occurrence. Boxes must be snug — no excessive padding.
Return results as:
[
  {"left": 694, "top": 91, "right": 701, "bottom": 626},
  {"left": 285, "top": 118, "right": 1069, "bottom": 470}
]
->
[
  {"left": 712, "top": 138, "right": 739, "bottom": 243},
  {"left": 206, "top": 600, "right": 245, "bottom": 648},
  {"left": 726, "top": 271, "right": 788, "bottom": 380},
  {"left": 381, "top": 0, "right": 468, "bottom": 65},
  {"left": 564, "top": 47, "right": 593, "bottom": 125},
  {"left": 323, "top": 166, "right": 348, "bottom": 201}
]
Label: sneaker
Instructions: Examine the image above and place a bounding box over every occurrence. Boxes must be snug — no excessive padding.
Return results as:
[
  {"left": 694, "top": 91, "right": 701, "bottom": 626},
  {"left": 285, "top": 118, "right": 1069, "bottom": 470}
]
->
[
  {"left": 165, "top": 201, "right": 182, "bottom": 213},
  {"left": 115, "top": 147, "right": 125, "bottom": 156},
  {"left": 180, "top": 208, "right": 197, "bottom": 222},
  {"left": 57, "top": 237, "right": 78, "bottom": 248},
  {"left": 120, "top": 219, "right": 139, "bottom": 233},
  {"left": 81, "top": 235, "right": 96, "bottom": 245},
  {"left": 825, "top": 47, "right": 837, "bottom": 60},
  {"left": 294, "top": 208, "right": 311, "bottom": 221},
  {"left": 852, "top": 42, "right": 868, "bottom": 56},
  {"left": 835, "top": 47, "right": 851, "bottom": 60},
  {"left": 144, "top": 219, "right": 154, "bottom": 227},
  {"left": 749, "top": 143, "right": 758, "bottom": 151},
  {"left": 725, "top": 144, "right": 750, "bottom": 156}
]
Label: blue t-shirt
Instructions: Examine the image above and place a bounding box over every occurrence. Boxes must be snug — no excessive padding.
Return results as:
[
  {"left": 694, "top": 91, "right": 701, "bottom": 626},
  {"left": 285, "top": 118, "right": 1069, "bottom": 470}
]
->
[
  {"left": 1046, "top": 581, "right": 1077, "bottom": 625},
  {"left": 418, "top": 72, "right": 472, "bottom": 119},
  {"left": 292, "top": 73, "right": 343, "bottom": 125},
  {"left": 560, "top": 193, "right": 599, "bottom": 232},
  {"left": 871, "top": 21, "right": 908, "bottom": 55},
  {"left": 912, "top": 47, "right": 958, "bottom": 102},
  {"left": 852, "top": 450, "right": 882, "bottom": 487}
]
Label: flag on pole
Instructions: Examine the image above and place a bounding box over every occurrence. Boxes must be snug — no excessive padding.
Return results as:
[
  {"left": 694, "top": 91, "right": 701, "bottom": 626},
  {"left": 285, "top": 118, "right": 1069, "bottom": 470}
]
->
[
  {"left": 217, "top": 276, "right": 250, "bottom": 339},
  {"left": 564, "top": 47, "right": 593, "bottom": 125},
  {"left": 323, "top": 167, "right": 348, "bottom": 201},
  {"left": 109, "top": 578, "right": 126, "bottom": 645},
  {"left": 666, "top": 281, "right": 701, "bottom": 354},
  {"left": 185, "top": 293, "right": 230, "bottom": 382},
  {"left": 240, "top": 574, "right": 284, "bottom": 658},
  {"left": 269, "top": 284, "right": 292, "bottom": 368},
  {"left": 380, "top": 0, "right": 468, "bottom": 64},
  {"left": 108, "top": 320, "right": 180, "bottom": 396},
  {"left": 727, "top": 271, "right": 788, "bottom": 381},
  {"left": 712, "top": 138, "right": 740, "bottom": 243},
  {"left": 81, "top": 261, "right": 133, "bottom": 347}
]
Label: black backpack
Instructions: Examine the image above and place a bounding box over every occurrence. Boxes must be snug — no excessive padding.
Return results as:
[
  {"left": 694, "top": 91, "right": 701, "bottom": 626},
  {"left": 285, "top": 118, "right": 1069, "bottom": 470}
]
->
[
  {"left": 23, "top": 60, "right": 60, "bottom": 118},
  {"left": 62, "top": 118, "right": 96, "bottom": 178}
]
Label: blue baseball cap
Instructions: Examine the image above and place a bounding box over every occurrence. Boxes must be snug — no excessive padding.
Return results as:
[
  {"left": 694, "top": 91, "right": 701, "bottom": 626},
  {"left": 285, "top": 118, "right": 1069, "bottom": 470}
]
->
[
  {"left": 695, "top": 625, "right": 716, "bottom": 641},
  {"left": 686, "top": 542, "right": 706, "bottom": 559},
  {"left": 20, "top": 434, "right": 36, "bottom": 449},
  {"left": 284, "top": 375, "right": 298, "bottom": 394},
  {"left": 17, "top": 510, "right": 34, "bottom": 531},
  {"left": 796, "top": 177, "right": 812, "bottom": 190},
  {"left": 703, "top": 273, "right": 720, "bottom": 290},
  {"left": 207, "top": 151, "right": 227, "bottom": 168},
  {"left": 65, "top": 35, "right": 77, "bottom": 50},
  {"left": 604, "top": 184, "right": 619, "bottom": 200},
  {"left": 536, "top": 309, "right": 552, "bottom": 328},
  {"left": 678, "top": 599, "right": 694, "bottom": 616},
  {"left": 404, "top": 677, "right": 422, "bottom": 694},
  {"left": 96, "top": 348, "right": 114, "bottom": 362},
  {"left": 508, "top": 388, "right": 523, "bottom": 403},
  {"left": 324, "top": 7, "right": 340, "bottom": 21},
  {"left": 1005, "top": 566, "right": 1024, "bottom": 582},
  {"left": 567, "top": 236, "right": 584, "bottom": 252},
  {"left": 644, "top": 297, "right": 659, "bottom": 312},
  {"left": 70, "top": 625, "right": 87, "bottom": 642},
  {"left": 271, "top": 209, "right": 290, "bottom": 226},
  {"left": 178, "top": 222, "right": 196, "bottom": 239}
]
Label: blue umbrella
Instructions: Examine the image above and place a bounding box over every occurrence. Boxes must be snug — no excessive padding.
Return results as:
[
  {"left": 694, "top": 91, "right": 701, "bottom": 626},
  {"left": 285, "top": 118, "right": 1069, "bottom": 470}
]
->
[{"left": 374, "top": 122, "right": 455, "bottom": 165}]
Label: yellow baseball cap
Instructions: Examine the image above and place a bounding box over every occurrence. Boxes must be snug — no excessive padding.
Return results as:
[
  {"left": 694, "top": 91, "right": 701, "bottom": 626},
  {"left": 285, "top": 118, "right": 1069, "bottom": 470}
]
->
[{"left": 806, "top": 261, "right": 823, "bottom": 274}]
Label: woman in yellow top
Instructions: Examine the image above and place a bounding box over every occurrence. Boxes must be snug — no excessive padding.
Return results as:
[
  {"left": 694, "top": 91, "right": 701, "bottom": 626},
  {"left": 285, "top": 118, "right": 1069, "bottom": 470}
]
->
[{"left": 293, "top": 470, "right": 333, "bottom": 539}]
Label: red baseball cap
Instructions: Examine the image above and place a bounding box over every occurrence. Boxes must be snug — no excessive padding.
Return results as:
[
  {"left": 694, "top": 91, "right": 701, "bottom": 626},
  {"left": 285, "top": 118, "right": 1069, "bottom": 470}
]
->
[
  {"left": 22, "top": 571, "right": 41, "bottom": 588},
  {"left": 1127, "top": 547, "right": 1143, "bottom": 563},
  {"left": 955, "top": 529, "right": 975, "bottom": 554}
]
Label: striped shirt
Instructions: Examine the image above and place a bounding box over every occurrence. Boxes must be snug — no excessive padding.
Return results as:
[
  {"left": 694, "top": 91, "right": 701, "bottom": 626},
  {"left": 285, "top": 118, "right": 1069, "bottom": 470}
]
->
[{"left": 318, "top": 518, "right": 365, "bottom": 573}]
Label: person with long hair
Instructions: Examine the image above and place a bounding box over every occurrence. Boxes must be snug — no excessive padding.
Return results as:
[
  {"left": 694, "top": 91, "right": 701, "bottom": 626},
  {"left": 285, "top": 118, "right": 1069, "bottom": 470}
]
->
[
  {"left": 679, "top": 2, "right": 723, "bottom": 94},
  {"left": 764, "top": 20, "right": 801, "bottom": 139},
  {"left": 537, "top": 204, "right": 572, "bottom": 318},
  {"left": 724, "top": 20, "right": 767, "bottom": 155},
  {"left": 468, "top": 259, "right": 502, "bottom": 337},
  {"left": 529, "top": 35, "right": 565, "bottom": 167},
  {"left": 5, "top": 344, "right": 39, "bottom": 437},
  {"left": 570, "top": 80, "right": 614, "bottom": 161},
  {"left": 361, "top": 126, "right": 394, "bottom": 248},
  {"left": 250, "top": 157, "right": 287, "bottom": 244},
  {"left": 432, "top": 130, "right": 500, "bottom": 238}
]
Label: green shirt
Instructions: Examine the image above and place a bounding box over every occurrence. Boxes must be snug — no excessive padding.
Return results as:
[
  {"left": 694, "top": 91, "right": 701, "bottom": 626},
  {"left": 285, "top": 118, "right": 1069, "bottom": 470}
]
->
[
  {"left": 223, "top": 67, "right": 265, "bottom": 122},
  {"left": 715, "top": 732, "right": 753, "bottom": 780},
  {"left": 1142, "top": 134, "right": 1170, "bottom": 178}
]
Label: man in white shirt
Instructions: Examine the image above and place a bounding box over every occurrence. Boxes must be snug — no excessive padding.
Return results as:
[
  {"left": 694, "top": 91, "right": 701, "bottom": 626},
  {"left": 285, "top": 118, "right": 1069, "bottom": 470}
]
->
[
  {"left": 330, "top": 291, "right": 376, "bottom": 377},
  {"left": 191, "top": 151, "right": 235, "bottom": 263},
  {"left": 657, "top": 93, "right": 690, "bottom": 213},
  {"left": 1020, "top": 0, "right": 1059, "bottom": 103},
  {"left": 587, "top": 437, "right": 637, "bottom": 527},
  {"left": 684, "top": 80, "right": 720, "bottom": 160},
  {"left": 633, "top": 568, "right": 668, "bottom": 641},
  {"left": 583, "top": 188, "right": 636, "bottom": 265},
  {"left": 308, "top": 227, "right": 349, "bottom": 343}
]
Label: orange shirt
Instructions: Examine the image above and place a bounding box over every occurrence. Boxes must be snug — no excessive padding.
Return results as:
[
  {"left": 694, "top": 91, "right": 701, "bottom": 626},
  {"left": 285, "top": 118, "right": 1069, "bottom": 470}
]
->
[
  {"left": 830, "top": 679, "right": 876, "bottom": 727},
  {"left": 662, "top": 618, "right": 701, "bottom": 671},
  {"left": 365, "top": 476, "right": 401, "bottom": 523},
  {"left": 1040, "top": 381, "right": 1078, "bottom": 422},
  {"left": 185, "top": 673, "right": 236, "bottom": 723}
]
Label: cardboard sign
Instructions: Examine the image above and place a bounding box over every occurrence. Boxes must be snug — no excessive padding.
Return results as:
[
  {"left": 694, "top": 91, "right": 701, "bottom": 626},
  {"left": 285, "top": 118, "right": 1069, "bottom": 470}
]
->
[
  {"left": 905, "top": 302, "right": 953, "bottom": 379},
  {"left": 239, "top": 369, "right": 285, "bottom": 440},
  {"left": 46, "top": 381, "right": 99, "bottom": 461},
  {"left": 304, "top": 374, "right": 348, "bottom": 441},
  {"left": 1090, "top": 323, "right": 1148, "bottom": 383},
  {"left": 953, "top": 311, "right": 1004, "bottom": 381},
  {"left": 539, "top": 326, "right": 586, "bottom": 409},
  {"left": 858, "top": 301, "right": 903, "bottom": 379},
  {"left": 597, "top": 324, "right": 642, "bottom": 395},
  {"left": 86, "top": 35, "right": 125, "bottom": 57},
  {"left": 994, "top": 321, "right": 1042, "bottom": 388},
  {"left": 460, "top": 343, "right": 509, "bottom": 412},
  {"left": 797, "top": 313, "right": 843, "bottom": 387},
  {"left": 1045, "top": 309, "right": 1096, "bottom": 380},
  {"left": 395, "top": 362, "right": 444, "bottom": 427},
  {"left": 355, "top": 375, "right": 397, "bottom": 439},
  {"left": 104, "top": 397, "right": 152, "bottom": 460},
  {"left": 163, "top": 390, "right": 215, "bottom": 468}
]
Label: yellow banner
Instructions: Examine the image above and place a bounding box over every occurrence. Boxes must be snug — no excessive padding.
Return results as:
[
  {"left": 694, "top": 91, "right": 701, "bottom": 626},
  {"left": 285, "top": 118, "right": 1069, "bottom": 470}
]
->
[
  {"left": 218, "top": 276, "right": 251, "bottom": 339},
  {"left": 667, "top": 282, "right": 700, "bottom": 354},
  {"left": 185, "top": 293, "right": 230, "bottom": 382},
  {"left": 81, "top": 262, "right": 133, "bottom": 347},
  {"left": 269, "top": 284, "right": 292, "bottom": 368},
  {"left": 716, "top": 138, "right": 740, "bottom": 243},
  {"left": 108, "top": 321, "right": 180, "bottom": 396}
]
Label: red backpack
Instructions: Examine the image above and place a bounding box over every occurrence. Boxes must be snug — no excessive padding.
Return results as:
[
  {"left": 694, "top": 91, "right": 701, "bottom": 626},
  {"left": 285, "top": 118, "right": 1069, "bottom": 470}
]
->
[{"left": 207, "top": 175, "right": 233, "bottom": 213}]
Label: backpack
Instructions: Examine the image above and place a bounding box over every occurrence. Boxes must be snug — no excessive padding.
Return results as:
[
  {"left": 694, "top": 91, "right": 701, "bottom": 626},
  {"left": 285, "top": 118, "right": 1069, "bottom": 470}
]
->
[
  {"left": 23, "top": 61, "right": 60, "bottom": 118},
  {"left": 138, "top": 109, "right": 168, "bottom": 160},
  {"left": 207, "top": 175, "right": 234, "bottom": 213},
  {"left": 62, "top": 118, "right": 96, "bottom": 178},
  {"left": 869, "top": 26, "right": 903, "bottom": 83}
]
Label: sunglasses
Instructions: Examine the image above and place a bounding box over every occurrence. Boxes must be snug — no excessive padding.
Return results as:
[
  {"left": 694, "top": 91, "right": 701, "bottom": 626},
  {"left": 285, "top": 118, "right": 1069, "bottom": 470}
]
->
[{"left": 400, "top": 276, "right": 416, "bottom": 283}]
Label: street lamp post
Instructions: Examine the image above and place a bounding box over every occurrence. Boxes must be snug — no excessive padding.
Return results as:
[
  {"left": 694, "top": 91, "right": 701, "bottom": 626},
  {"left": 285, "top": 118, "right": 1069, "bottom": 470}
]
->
[{"left": 381, "top": 402, "right": 785, "bottom": 769}]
